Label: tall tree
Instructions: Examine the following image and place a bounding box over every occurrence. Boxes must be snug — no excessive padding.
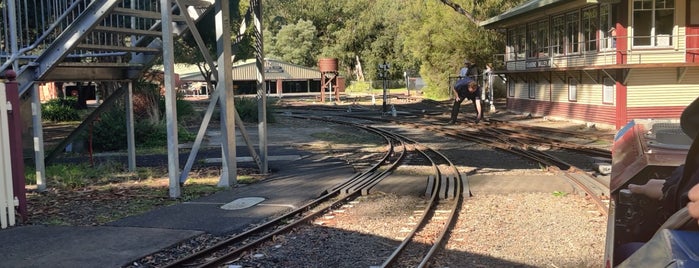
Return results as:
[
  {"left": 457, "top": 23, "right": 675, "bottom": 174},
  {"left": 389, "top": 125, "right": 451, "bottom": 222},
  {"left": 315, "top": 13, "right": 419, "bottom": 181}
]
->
[
  {"left": 268, "top": 19, "right": 319, "bottom": 66},
  {"left": 260, "top": 0, "right": 522, "bottom": 99}
]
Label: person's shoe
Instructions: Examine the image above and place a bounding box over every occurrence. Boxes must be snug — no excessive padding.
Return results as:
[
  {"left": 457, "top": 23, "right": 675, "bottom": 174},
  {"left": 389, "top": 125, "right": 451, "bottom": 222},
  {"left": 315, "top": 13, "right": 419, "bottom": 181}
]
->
[{"left": 447, "top": 120, "right": 456, "bottom": 125}]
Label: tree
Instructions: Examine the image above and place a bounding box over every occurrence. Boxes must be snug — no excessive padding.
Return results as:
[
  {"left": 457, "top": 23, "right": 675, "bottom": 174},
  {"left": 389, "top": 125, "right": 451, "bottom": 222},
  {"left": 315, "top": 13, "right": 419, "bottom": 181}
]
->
[
  {"left": 259, "top": 0, "right": 522, "bottom": 99},
  {"left": 268, "top": 19, "right": 319, "bottom": 66}
]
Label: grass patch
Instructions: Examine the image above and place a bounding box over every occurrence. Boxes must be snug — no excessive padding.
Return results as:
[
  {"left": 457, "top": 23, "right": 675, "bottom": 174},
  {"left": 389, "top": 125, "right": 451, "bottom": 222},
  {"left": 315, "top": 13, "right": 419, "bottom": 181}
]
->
[
  {"left": 24, "top": 163, "right": 238, "bottom": 226},
  {"left": 552, "top": 191, "right": 568, "bottom": 197},
  {"left": 310, "top": 129, "right": 383, "bottom": 145}
]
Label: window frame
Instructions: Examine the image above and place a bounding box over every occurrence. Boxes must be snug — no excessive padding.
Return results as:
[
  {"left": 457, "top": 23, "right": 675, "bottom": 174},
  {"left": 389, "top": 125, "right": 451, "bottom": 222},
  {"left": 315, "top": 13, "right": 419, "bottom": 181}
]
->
[
  {"left": 603, "top": 78, "right": 615, "bottom": 104},
  {"left": 568, "top": 78, "right": 578, "bottom": 102},
  {"left": 582, "top": 7, "right": 599, "bottom": 52},
  {"left": 600, "top": 4, "right": 616, "bottom": 50},
  {"left": 632, "top": 0, "right": 675, "bottom": 48},
  {"left": 552, "top": 15, "right": 566, "bottom": 56},
  {"left": 508, "top": 78, "right": 515, "bottom": 97},
  {"left": 528, "top": 79, "right": 536, "bottom": 99},
  {"left": 566, "top": 11, "right": 581, "bottom": 55}
]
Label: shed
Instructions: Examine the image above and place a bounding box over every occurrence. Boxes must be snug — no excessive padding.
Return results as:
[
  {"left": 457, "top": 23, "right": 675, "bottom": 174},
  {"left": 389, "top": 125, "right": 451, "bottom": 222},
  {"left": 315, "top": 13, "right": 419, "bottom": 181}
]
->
[{"left": 176, "top": 58, "right": 324, "bottom": 95}]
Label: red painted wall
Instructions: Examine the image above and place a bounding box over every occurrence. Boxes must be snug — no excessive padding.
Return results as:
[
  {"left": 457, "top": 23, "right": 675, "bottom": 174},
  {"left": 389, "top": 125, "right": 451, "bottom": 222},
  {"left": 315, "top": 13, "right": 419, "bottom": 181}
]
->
[{"left": 687, "top": 26, "right": 699, "bottom": 62}]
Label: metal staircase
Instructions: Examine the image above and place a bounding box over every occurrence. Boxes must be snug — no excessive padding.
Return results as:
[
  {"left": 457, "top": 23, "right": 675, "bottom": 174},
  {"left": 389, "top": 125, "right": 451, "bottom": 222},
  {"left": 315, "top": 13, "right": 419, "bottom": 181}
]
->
[
  {"left": 2, "top": 0, "right": 268, "bottom": 202},
  {"left": 1, "top": 0, "right": 214, "bottom": 94}
]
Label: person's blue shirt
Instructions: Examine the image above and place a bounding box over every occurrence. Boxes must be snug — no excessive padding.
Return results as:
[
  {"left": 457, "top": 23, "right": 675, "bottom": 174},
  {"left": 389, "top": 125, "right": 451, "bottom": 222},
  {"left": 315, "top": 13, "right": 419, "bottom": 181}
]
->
[{"left": 454, "top": 77, "right": 481, "bottom": 101}]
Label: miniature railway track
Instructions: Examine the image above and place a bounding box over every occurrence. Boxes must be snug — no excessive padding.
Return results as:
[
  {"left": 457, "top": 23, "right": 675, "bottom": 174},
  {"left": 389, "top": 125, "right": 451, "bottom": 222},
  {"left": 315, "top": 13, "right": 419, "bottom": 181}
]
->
[
  {"left": 372, "top": 130, "right": 465, "bottom": 268},
  {"left": 280, "top": 105, "right": 610, "bottom": 215},
  {"left": 162, "top": 119, "right": 405, "bottom": 267},
  {"left": 164, "top": 115, "right": 465, "bottom": 267}
]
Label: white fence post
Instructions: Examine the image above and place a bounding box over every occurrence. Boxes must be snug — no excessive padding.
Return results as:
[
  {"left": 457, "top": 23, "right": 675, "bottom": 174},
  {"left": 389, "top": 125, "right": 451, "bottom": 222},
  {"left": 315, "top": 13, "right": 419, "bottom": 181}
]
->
[{"left": 0, "top": 83, "right": 16, "bottom": 229}]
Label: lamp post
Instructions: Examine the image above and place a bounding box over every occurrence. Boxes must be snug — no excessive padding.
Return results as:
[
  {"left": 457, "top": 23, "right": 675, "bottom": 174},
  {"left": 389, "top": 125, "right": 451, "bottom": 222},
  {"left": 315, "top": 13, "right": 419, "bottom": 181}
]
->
[{"left": 378, "top": 61, "right": 390, "bottom": 113}]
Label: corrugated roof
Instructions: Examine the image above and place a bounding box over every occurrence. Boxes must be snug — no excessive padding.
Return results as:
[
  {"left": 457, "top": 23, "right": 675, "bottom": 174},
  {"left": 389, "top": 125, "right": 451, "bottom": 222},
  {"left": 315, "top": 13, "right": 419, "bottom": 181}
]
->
[
  {"left": 479, "top": 0, "right": 576, "bottom": 28},
  {"left": 171, "top": 58, "right": 321, "bottom": 82}
]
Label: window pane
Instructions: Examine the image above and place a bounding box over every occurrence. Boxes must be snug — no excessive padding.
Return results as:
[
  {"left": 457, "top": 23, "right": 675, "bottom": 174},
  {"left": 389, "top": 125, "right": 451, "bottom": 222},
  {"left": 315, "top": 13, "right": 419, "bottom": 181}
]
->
[
  {"left": 552, "top": 16, "right": 565, "bottom": 55},
  {"left": 538, "top": 20, "right": 549, "bottom": 57},
  {"left": 583, "top": 8, "right": 598, "bottom": 51},
  {"left": 528, "top": 22, "right": 538, "bottom": 58},
  {"left": 568, "top": 78, "right": 577, "bottom": 101},
  {"left": 517, "top": 25, "right": 526, "bottom": 60},
  {"left": 567, "top": 12, "right": 579, "bottom": 53},
  {"left": 655, "top": 9, "right": 674, "bottom": 45},
  {"left": 656, "top": 0, "right": 674, "bottom": 8},
  {"left": 633, "top": 10, "right": 652, "bottom": 46},
  {"left": 603, "top": 78, "right": 615, "bottom": 104},
  {"left": 655, "top": 10, "right": 674, "bottom": 35}
]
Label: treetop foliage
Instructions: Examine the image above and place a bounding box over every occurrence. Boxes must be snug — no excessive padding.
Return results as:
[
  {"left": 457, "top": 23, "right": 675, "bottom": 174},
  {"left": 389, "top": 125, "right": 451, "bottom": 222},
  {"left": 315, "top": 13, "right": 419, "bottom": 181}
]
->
[{"left": 178, "top": 0, "right": 524, "bottom": 99}]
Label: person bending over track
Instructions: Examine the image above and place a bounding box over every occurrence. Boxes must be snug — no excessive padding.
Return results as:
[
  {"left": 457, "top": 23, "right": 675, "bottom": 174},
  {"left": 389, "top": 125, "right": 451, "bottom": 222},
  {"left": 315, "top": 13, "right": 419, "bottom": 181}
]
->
[{"left": 449, "top": 77, "right": 482, "bottom": 125}]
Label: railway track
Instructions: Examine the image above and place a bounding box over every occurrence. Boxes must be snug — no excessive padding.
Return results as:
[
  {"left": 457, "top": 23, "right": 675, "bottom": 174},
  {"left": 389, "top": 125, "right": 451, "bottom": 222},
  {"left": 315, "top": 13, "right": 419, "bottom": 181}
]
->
[
  {"left": 149, "top": 100, "right": 611, "bottom": 267},
  {"left": 281, "top": 105, "right": 611, "bottom": 214},
  {"left": 163, "top": 116, "right": 464, "bottom": 267},
  {"left": 371, "top": 129, "right": 465, "bottom": 268}
]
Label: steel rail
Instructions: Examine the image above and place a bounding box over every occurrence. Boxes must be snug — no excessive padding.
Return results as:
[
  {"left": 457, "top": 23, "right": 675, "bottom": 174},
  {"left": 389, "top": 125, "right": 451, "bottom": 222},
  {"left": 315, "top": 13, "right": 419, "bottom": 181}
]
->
[
  {"left": 374, "top": 129, "right": 463, "bottom": 268},
  {"left": 162, "top": 116, "right": 406, "bottom": 268}
]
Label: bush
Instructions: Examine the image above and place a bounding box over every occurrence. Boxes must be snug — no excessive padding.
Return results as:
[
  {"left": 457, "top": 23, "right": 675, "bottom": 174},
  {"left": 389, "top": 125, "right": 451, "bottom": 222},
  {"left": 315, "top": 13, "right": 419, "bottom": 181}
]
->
[
  {"left": 42, "top": 97, "right": 80, "bottom": 122},
  {"left": 234, "top": 97, "right": 276, "bottom": 123},
  {"left": 158, "top": 95, "right": 198, "bottom": 124},
  {"left": 91, "top": 108, "right": 195, "bottom": 151}
]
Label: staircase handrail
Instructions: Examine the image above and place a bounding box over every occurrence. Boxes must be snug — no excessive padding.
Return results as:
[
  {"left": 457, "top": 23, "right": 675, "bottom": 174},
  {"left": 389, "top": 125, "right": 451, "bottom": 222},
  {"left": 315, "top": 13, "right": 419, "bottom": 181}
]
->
[{"left": 1, "top": 0, "right": 92, "bottom": 73}]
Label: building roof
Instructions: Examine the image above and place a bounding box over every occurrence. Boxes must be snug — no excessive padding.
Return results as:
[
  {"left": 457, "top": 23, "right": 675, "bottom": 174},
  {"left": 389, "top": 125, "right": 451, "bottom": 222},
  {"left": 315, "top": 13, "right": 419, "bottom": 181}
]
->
[
  {"left": 479, "top": 0, "right": 595, "bottom": 28},
  {"left": 171, "top": 58, "right": 322, "bottom": 82}
]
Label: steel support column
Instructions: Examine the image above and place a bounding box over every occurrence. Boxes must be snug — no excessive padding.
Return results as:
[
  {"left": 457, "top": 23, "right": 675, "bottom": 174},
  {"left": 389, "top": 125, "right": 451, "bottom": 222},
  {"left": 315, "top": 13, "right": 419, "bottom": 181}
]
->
[
  {"left": 126, "top": 82, "right": 136, "bottom": 171},
  {"left": 252, "top": 0, "right": 268, "bottom": 174},
  {"left": 31, "top": 83, "right": 46, "bottom": 192},
  {"left": 161, "top": 0, "right": 181, "bottom": 198},
  {"left": 217, "top": 0, "right": 237, "bottom": 186}
]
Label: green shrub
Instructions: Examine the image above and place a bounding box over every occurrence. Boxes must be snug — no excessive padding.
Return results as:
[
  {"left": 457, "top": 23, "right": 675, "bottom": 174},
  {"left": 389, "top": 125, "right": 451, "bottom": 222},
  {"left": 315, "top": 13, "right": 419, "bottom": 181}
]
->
[
  {"left": 158, "top": 95, "right": 198, "bottom": 124},
  {"left": 42, "top": 97, "right": 80, "bottom": 122},
  {"left": 92, "top": 108, "right": 195, "bottom": 151},
  {"left": 234, "top": 97, "right": 276, "bottom": 123}
]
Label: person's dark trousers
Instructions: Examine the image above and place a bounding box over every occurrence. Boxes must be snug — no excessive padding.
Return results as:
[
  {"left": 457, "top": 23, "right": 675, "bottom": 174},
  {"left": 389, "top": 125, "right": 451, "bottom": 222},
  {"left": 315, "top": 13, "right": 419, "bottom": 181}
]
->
[{"left": 450, "top": 97, "right": 465, "bottom": 123}]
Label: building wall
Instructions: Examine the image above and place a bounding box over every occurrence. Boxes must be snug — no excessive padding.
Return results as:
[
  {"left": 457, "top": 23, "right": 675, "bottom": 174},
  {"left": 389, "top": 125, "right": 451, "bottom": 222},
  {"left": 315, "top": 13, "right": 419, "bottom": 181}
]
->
[
  {"left": 505, "top": 66, "right": 699, "bottom": 125},
  {"left": 625, "top": 67, "right": 699, "bottom": 119},
  {"left": 507, "top": 75, "right": 617, "bottom": 125}
]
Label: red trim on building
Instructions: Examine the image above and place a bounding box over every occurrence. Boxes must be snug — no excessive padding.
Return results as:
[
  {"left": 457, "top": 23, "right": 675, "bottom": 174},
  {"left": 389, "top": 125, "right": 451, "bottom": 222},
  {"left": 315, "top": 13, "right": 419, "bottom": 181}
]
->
[
  {"left": 615, "top": 74, "right": 627, "bottom": 129},
  {"left": 626, "top": 106, "right": 686, "bottom": 120},
  {"left": 507, "top": 98, "right": 617, "bottom": 125},
  {"left": 687, "top": 26, "right": 699, "bottom": 62}
]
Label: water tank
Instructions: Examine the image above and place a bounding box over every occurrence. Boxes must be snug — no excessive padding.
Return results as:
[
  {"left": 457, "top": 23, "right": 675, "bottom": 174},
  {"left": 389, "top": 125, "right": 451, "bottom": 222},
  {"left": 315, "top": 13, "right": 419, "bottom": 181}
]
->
[{"left": 318, "top": 58, "right": 338, "bottom": 73}]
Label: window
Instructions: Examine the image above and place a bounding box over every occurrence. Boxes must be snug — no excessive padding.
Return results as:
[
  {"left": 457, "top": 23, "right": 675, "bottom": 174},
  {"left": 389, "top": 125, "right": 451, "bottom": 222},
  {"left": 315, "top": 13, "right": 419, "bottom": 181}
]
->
[
  {"left": 538, "top": 20, "right": 550, "bottom": 57},
  {"left": 603, "top": 78, "right": 615, "bottom": 104},
  {"left": 516, "top": 25, "right": 527, "bottom": 60},
  {"left": 552, "top": 15, "right": 565, "bottom": 56},
  {"left": 508, "top": 79, "right": 515, "bottom": 97},
  {"left": 600, "top": 4, "right": 617, "bottom": 50},
  {"left": 528, "top": 22, "right": 539, "bottom": 58},
  {"left": 633, "top": 0, "right": 674, "bottom": 47},
  {"left": 582, "top": 7, "right": 599, "bottom": 52},
  {"left": 566, "top": 11, "right": 580, "bottom": 54},
  {"left": 528, "top": 79, "right": 536, "bottom": 99},
  {"left": 568, "top": 78, "right": 578, "bottom": 101},
  {"left": 527, "top": 20, "right": 550, "bottom": 58},
  {"left": 507, "top": 29, "right": 516, "bottom": 60}
]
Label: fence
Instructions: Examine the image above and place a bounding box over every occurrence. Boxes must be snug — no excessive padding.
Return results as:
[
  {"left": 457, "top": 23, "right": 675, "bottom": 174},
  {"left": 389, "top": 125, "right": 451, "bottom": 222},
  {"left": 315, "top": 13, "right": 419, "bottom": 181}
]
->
[{"left": 0, "top": 82, "right": 16, "bottom": 229}]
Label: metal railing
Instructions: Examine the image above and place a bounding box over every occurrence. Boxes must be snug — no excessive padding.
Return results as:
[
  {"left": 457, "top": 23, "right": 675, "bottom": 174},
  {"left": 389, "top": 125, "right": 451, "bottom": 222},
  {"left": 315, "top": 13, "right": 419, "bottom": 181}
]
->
[
  {"left": 497, "top": 34, "right": 699, "bottom": 71},
  {"left": 1, "top": 0, "right": 92, "bottom": 71},
  {"left": 0, "top": 0, "right": 172, "bottom": 74}
]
